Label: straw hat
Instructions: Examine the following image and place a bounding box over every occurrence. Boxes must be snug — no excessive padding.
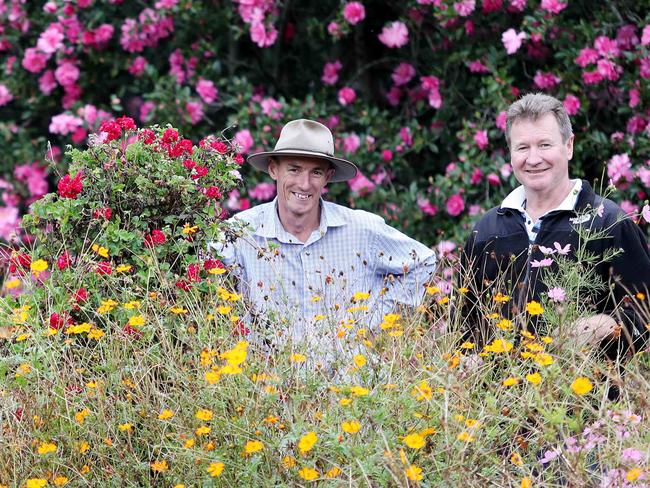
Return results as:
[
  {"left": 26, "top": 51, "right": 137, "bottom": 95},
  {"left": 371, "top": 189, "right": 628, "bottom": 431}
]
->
[{"left": 247, "top": 119, "right": 358, "bottom": 182}]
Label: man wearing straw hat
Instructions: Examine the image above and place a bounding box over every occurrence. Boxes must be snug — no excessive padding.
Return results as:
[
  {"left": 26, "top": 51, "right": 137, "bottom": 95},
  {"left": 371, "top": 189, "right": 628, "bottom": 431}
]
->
[{"left": 210, "top": 119, "right": 437, "bottom": 350}]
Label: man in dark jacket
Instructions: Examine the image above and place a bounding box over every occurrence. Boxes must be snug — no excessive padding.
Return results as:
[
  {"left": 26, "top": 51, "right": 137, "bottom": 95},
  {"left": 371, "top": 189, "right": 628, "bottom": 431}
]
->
[{"left": 461, "top": 93, "right": 650, "bottom": 357}]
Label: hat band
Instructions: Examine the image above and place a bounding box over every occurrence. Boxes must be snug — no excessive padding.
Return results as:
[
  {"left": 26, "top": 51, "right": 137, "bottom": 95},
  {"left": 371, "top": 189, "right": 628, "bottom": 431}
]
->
[{"left": 273, "top": 147, "right": 334, "bottom": 157}]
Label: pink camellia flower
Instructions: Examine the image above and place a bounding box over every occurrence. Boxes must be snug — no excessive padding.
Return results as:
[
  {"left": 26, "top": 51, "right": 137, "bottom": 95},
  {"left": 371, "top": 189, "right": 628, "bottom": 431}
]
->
[
  {"left": 446, "top": 193, "right": 465, "bottom": 216},
  {"left": 382, "top": 149, "right": 393, "bottom": 161},
  {"left": 540, "top": 0, "right": 567, "bottom": 14},
  {"left": 547, "top": 287, "right": 566, "bottom": 302},
  {"left": 260, "top": 97, "right": 283, "bottom": 119},
  {"left": 629, "top": 88, "right": 640, "bottom": 108},
  {"left": 563, "top": 95, "right": 580, "bottom": 115},
  {"left": 22, "top": 48, "right": 48, "bottom": 73},
  {"left": 495, "top": 111, "right": 507, "bottom": 131},
  {"left": 249, "top": 182, "right": 276, "bottom": 201},
  {"left": 186, "top": 101, "right": 204, "bottom": 124},
  {"left": 37, "top": 23, "right": 65, "bottom": 54},
  {"left": 54, "top": 59, "right": 80, "bottom": 87},
  {"left": 468, "top": 60, "right": 490, "bottom": 73},
  {"left": 470, "top": 168, "right": 483, "bottom": 184},
  {"left": 420, "top": 75, "right": 442, "bottom": 108},
  {"left": 378, "top": 21, "right": 409, "bottom": 48},
  {"left": 637, "top": 166, "right": 650, "bottom": 188},
  {"left": 347, "top": 171, "right": 375, "bottom": 195},
  {"left": 327, "top": 22, "right": 341, "bottom": 37},
  {"left": 400, "top": 127, "right": 413, "bottom": 146},
  {"left": 342, "top": 2, "right": 366, "bottom": 25},
  {"left": 0, "top": 207, "right": 20, "bottom": 242},
  {"left": 533, "top": 70, "right": 561, "bottom": 89},
  {"left": 594, "top": 36, "right": 619, "bottom": 58},
  {"left": 642, "top": 25, "right": 650, "bottom": 46},
  {"left": 582, "top": 70, "right": 603, "bottom": 85},
  {"left": 454, "top": 0, "right": 476, "bottom": 16},
  {"left": 502, "top": 28, "right": 526, "bottom": 54},
  {"left": 321, "top": 60, "right": 342, "bottom": 85},
  {"left": 607, "top": 153, "right": 634, "bottom": 187},
  {"left": 482, "top": 0, "right": 502, "bottom": 12},
  {"left": 196, "top": 78, "right": 217, "bottom": 103},
  {"left": 250, "top": 22, "right": 278, "bottom": 48},
  {"left": 234, "top": 129, "right": 254, "bottom": 153},
  {"left": 575, "top": 47, "right": 599, "bottom": 67},
  {"left": 386, "top": 86, "right": 402, "bottom": 106},
  {"left": 342, "top": 133, "right": 361, "bottom": 153},
  {"left": 619, "top": 200, "right": 638, "bottom": 216},
  {"left": 417, "top": 196, "right": 438, "bottom": 216},
  {"left": 596, "top": 58, "right": 621, "bottom": 81},
  {"left": 391, "top": 62, "right": 416, "bottom": 86},
  {"left": 49, "top": 113, "right": 83, "bottom": 135},
  {"left": 38, "top": 70, "right": 57, "bottom": 95},
  {"left": 487, "top": 173, "right": 500, "bottom": 186},
  {"left": 0, "top": 84, "right": 13, "bottom": 106},
  {"left": 474, "top": 130, "right": 489, "bottom": 150},
  {"left": 128, "top": 56, "right": 147, "bottom": 76},
  {"left": 338, "top": 86, "right": 357, "bottom": 106}
]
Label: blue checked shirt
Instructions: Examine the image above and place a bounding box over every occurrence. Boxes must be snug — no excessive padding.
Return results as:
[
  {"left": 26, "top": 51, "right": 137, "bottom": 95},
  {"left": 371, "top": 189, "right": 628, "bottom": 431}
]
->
[{"left": 209, "top": 198, "right": 437, "bottom": 345}]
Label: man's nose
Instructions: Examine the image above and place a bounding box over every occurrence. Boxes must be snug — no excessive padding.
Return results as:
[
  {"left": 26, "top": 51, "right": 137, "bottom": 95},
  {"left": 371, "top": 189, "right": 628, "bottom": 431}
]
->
[
  {"left": 296, "top": 172, "right": 310, "bottom": 188},
  {"left": 526, "top": 147, "right": 543, "bottom": 165}
]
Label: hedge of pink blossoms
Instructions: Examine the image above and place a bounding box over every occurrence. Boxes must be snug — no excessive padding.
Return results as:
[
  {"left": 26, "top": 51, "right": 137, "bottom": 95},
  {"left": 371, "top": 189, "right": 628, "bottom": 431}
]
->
[{"left": 1, "top": 0, "right": 649, "bottom": 268}]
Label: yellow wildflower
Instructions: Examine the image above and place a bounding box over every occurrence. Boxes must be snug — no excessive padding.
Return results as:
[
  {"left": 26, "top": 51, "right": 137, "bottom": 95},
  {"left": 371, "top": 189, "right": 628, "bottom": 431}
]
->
[
  {"left": 425, "top": 285, "right": 440, "bottom": 295},
  {"left": 353, "top": 354, "right": 367, "bottom": 368},
  {"left": 484, "top": 338, "right": 513, "bottom": 353},
  {"left": 115, "top": 264, "right": 132, "bottom": 273},
  {"left": 76, "top": 441, "right": 90, "bottom": 453},
  {"left": 15, "top": 333, "right": 31, "bottom": 342},
  {"left": 298, "top": 467, "right": 319, "bottom": 481},
  {"left": 170, "top": 306, "right": 188, "bottom": 314},
  {"left": 352, "top": 291, "right": 370, "bottom": 302},
  {"left": 207, "top": 462, "right": 224, "bottom": 477},
  {"left": 533, "top": 353, "right": 554, "bottom": 366},
  {"left": 91, "top": 244, "right": 109, "bottom": 258},
  {"left": 5, "top": 278, "right": 21, "bottom": 289},
  {"left": 350, "top": 386, "right": 369, "bottom": 397},
  {"left": 571, "top": 377, "right": 593, "bottom": 396},
  {"left": 457, "top": 431, "right": 475, "bottom": 442},
  {"left": 403, "top": 433, "right": 425, "bottom": 449},
  {"left": 195, "top": 426, "right": 211, "bottom": 436},
  {"left": 25, "top": 480, "right": 47, "bottom": 488},
  {"left": 298, "top": 431, "right": 318, "bottom": 454},
  {"left": 460, "top": 341, "right": 475, "bottom": 349},
  {"left": 183, "top": 439, "right": 195, "bottom": 448},
  {"left": 493, "top": 292, "right": 510, "bottom": 303},
  {"left": 405, "top": 464, "right": 423, "bottom": 481},
  {"left": 290, "top": 353, "right": 306, "bottom": 363},
  {"left": 30, "top": 259, "right": 48, "bottom": 274},
  {"left": 525, "top": 372, "right": 542, "bottom": 385},
  {"left": 182, "top": 223, "right": 199, "bottom": 234},
  {"left": 496, "top": 319, "right": 513, "bottom": 331},
  {"left": 412, "top": 380, "right": 433, "bottom": 401},
  {"left": 118, "top": 423, "right": 133, "bottom": 431},
  {"left": 244, "top": 440, "right": 264, "bottom": 455},
  {"left": 205, "top": 370, "right": 221, "bottom": 384},
  {"left": 220, "top": 341, "right": 248, "bottom": 366},
  {"left": 341, "top": 420, "right": 361, "bottom": 434},
  {"left": 53, "top": 476, "right": 69, "bottom": 486},
  {"left": 282, "top": 455, "right": 297, "bottom": 468},
  {"left": 526, "top": 301, "right": 544, "bottom": 315},
  {"left": 626, "top": 468, "right": 642, "bottom": 481},
  {"left": 195, "top": 409, "right": 213, "bottom": 421},
  {"left": 503, "top": 377, "right": 520, "bottom": 387},
  {"left": 87, "top": 328, "right": 104, "bottom": 340},
  {"left": 128, "top": 315, "right": 145, "bottom": 327},
  {"left": 326, "top": 467, "right": 342, "bottom": 478},
  {"left": 37, "top": 441, "right": 57, "bottom": 455},
  {"left": 313, "top": 314, "right": 326, "bottom": 321},
  {"left": 458, "top": 287, "right": 469, "bottom": 294},
  {"left": 510, "top": 452, "right": 523, "bottom": 466},
  {"left": 123, "top": 300, "right": 141, "bottom": 309},
  {"left": 217, "top": 305, "right": 232, "bottom": 314},
  {"left": 465, "top": 418, "right": 481, "bottom": 428},
  {"left": 158, "top": 409, "right": 174, "bottom": 420},
  {"left": 150, "top": 460, "right": 169, "bottom": 472},
  {"left": 521, "top": 477, "right": 533, "bottom": 488},
  {"left": 75, "top": 409, "right": 90, "bottom": 424},
  {"left": 339, "top": 398, "right": 352, "bottom": 406}
]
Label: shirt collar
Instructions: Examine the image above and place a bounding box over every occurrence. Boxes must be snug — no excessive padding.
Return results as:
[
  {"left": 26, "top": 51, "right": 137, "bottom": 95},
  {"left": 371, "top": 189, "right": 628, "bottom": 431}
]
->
[
  {"left": 252, "top": 197, "right": 347, "bottom": 240},
  {"left": 501, "top": 179, "right": 583, "bottom": 213}
]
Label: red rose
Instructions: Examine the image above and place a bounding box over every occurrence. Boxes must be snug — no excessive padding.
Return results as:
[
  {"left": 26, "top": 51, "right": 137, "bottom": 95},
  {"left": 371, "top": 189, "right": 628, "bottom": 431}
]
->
[
  {"left": 191, "top": 166, "right": 208, "bottom": 180},
  {"left": 161, "top": 128, "right": 179, "bottom": 144},
  {"left": 99, "top": 120, "right": 122, "bottom": 142},
  {"left": 57, "top": 251, "right": 71, "bottom": 270},
  {"left": 57, "top": 172, "right": 84, "bottom": 199},
  {"left": 139, "top": 128, "right": 156, "bottom": 144},
  {"left": 183, "top": 159, "right": 196, "bottom": 170},
  {"left": 204, "top": 186, "right": 222, "bottom": 199},
  {"left": 73, "top": 287, "right": 88, "bottom": 303},
  {"left": 168, "top": 138, "right": 193, "bottom": 158},
  {"left": 144, "top": 229, "right": 166, "bottom": 247},
  {"left": 210, "top": 140, "right": 228, "bottom": 154},
  {"left": 115, "top": 116, "right": 136, "bottom": 130},
  {"left": 96, "top": 261, "right": 112, "bottom": 275}
]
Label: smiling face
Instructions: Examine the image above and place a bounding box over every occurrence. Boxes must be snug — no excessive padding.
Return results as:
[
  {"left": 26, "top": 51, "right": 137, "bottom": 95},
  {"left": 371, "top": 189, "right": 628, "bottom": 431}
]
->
[
  {"left": 268, "top": 156, "right": 334, "bottom": 227},
  {"left": 509, "top": 112, "right": 574, "bottom": 199}
]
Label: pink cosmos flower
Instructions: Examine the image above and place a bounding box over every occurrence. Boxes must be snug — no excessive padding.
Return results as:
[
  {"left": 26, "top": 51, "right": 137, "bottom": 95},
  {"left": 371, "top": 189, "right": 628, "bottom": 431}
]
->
[
  {"left": 641, "top": 204, "right": 650, "bottom": 223},
  {"left": 22, "top": 48, "right": 48, "bottom": 73},
  {"left": 531, "top": 258, "right": 553, "bottom": 268},
  {"left": 342, "top": 133, "right": 361, "bottom": 153},
  {"left": 453, "top": 0, "right": 476, "bottom": 16},
  {"left": 196, "top": 78, "right": 217, "bottom": 103},
  {"left": 321, "top": 60, "right": 342, "bottom": 85},
  {"left": 234, "top": 129, "right": 254, "bottom": 153},
  {"left": 342, "top": 2, "right": 366, "bottom": 25},
  {"left": 547, "top": 287, "right": 566, "bottom": 302},
  {"left": 391, "top": 62, "right": 416, "bottom": 86},
  {"left": 563, "top": 95, "right": 580, "bottom": 115},
  {"left": 260, "top": 97, "right": 283, "bottom": 119},
  {"left": 553, "top": 242, "right": 571, "bottom": 255},
  {"left": 621, "top": 448, "right": 644, "bottom": 465},
  {"left": 378, "top": 21, "right": 409, "bottom": 49},
  {"left": 540, "top": 0, "right": 567, "bottom": 14},
  {"left": 250, "top": 22, "right": 278, "bottom": 48},
  {"left": 474, "top": 130, "right": 488, "bottom": 150},
  {"left": 155, "top": 0, "right": 178, "bottom": 8},
  {"left": 446, "top": 193, "right": 465, "bottom": 216},
  {"left": 338, "top": 87, "right": 357, "bottom": 106},
  {"left": 249, "top": 182, "right": 276, "bottom": 201},
  {"left": 502, "top": 28, "right": 526, "bottom": 54},
  {"left": 128, "top": 56, "right": 147, "bottom": 76},
  {"left": 533, "top": 70, "right": 561, "bottom": 89},
  {"left": 55, "top": 60, "right": 80, "bottom": 87},
  {"left": 348, "top": 171, "right": 375, "bottom": 195},
  {"left": 186, "top": 101, "right": 204, "bottom": 125},
  {"left": 49, "top": 113, "right": 83, "bottom": 135},
  {"left": 0, "top": 84, "right": 13, "bottom": 106},
  {"left": 43, "top": 1, "right": 57, "bottom": 13}
]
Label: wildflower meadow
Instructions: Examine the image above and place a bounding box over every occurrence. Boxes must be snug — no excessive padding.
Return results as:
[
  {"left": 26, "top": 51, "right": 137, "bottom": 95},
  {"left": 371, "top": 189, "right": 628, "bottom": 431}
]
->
[{"left": 1, "top": 1, "right": 650, "bottom": 487}]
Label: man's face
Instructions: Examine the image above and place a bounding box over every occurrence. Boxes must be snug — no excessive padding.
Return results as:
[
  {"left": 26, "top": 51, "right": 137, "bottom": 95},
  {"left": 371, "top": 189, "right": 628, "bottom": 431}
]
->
[
  {"left": 509, "top": 112, "right": 574, "bottom": 196},
  {"left": 268, "top": 156, "right": 333, "bottom": 222}
]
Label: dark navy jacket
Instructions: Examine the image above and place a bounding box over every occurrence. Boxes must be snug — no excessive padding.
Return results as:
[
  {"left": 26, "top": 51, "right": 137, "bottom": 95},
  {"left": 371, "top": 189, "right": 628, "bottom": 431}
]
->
[{"left": 461, "top": 180, "right": 650, "bottom": 357}]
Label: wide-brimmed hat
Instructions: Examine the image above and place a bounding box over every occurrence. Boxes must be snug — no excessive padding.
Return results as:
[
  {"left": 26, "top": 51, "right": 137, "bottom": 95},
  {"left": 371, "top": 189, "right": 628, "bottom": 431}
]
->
[{"left": 247, "top": 119, "right": 358, "bottom": 182}]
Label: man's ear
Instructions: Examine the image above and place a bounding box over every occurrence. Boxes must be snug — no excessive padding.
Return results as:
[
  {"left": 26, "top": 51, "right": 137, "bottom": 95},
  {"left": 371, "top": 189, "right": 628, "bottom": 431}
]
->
[
  {"left": 566, "top": 134, "right": 575, "bottom": 161},
  {"left": 267, "top": 158, "right": 279, "bottom": 181},
  {"left": 326, "top": 165, "right": 335, "bottom": 183}
]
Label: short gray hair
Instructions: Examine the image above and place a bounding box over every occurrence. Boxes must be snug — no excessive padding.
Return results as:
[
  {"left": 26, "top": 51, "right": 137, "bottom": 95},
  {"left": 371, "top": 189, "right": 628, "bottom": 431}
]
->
[{"left": 505, "top": 93, "right": 573, "bottom": 146}]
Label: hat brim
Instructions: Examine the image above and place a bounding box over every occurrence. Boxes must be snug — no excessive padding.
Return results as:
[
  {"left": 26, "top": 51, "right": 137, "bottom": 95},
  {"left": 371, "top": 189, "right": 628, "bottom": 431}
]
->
[{"left": 247, "top": 149, "right": 358, "bottom": 183}]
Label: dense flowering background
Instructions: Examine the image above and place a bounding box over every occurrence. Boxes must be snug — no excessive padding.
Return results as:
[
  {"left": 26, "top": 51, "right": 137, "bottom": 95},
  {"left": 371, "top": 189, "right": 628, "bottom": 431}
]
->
[{"left": 1, "top": 0, "right": 649, "bottom": 247}]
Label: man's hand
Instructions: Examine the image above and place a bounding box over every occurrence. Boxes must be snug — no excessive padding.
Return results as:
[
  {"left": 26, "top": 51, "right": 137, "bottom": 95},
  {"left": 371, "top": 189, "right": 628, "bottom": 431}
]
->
[{"left": 569, "top": 314, "right": 618, "bottom": 347}]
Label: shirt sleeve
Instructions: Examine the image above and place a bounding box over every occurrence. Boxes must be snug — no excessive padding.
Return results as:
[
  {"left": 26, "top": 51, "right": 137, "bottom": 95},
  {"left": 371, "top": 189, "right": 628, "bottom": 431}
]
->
[{"left": 370, "top": 220, "right": 437, "bottom": 309}]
